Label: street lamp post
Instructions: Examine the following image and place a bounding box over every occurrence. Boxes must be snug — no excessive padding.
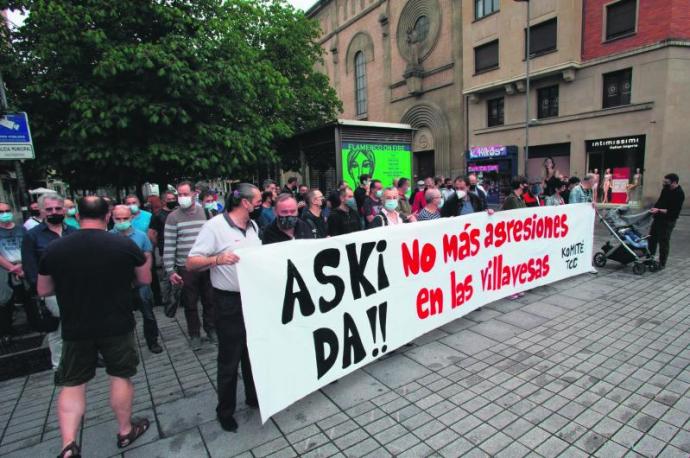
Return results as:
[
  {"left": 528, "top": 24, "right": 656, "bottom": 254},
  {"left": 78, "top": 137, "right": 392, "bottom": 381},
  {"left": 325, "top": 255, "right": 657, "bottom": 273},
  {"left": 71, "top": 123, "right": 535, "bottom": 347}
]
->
[{"left": 515, "top": 0, "right": 531, "bottom": 180}]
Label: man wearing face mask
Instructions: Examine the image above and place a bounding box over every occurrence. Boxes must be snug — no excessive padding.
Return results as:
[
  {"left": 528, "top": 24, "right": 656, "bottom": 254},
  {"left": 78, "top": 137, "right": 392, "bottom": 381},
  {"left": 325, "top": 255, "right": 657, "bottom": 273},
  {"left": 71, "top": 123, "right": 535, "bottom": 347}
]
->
[
  {"left": 417, "top": 188, "right": 443, "bottom": 221},
  {"left": 396, "top": 178, "right": 415, "bottom": 222},
  {"left": 0, "top": 202, "right": 25, "bottom": 344},
  {"left": 200, "top": 190, "right": 220, "bottom": 219},
  {"left": 412, "top": 177, "right": 435, "bottom": 214},
  {"left": 64, "top": 198, "right": 80, "bottom": 229},
  {"left": 124, "top": 195, "right": 152, "bottom": 233},
  {"left": 22, "top": 193, "right": 77, "bottom": 368},
  {"left": 442, "top": 176, "right": 489, "bottom": 217},
  {"left": 363, "top": 179, "right": 384, "bottom": 228},
  {"left": 648, "top": 173, "right": 684, "bottom": 270},
  {"left": 24, "top": 201, "right": 42, "bottom": 231},
  {"left": 468, "top": 174, "right": 488, "bottom": 209},
  {"left": 149, "top": 191, "right": 178, "bottom": 312},
  {"left": 501, "top": 177, "right": 529, "bottom": 211},
  {"left": 163, "top": 181, "right": 217, "bottom": 350},
  {"left": 370, "top": 187, "right": 407, "bottom": 227},
  {"left": 111, "top": 205, "right": 162, "bottom": 354},
  {"left": 186, "top": 183, "right": 262, "bottom": 432},
  {"left": 327, "top": 187, "right": 361, "bottom": 236},
  {"left": 301, "top": 189, "right": 328, "bottom": 239},
  {"left": 262, "top": 194, "right": 313, "bottom": 244}
]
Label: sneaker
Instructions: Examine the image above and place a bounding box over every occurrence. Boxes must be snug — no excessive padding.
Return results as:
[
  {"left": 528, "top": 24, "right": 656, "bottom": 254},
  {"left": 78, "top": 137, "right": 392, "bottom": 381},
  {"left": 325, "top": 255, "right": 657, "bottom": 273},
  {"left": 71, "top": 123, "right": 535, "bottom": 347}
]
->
[
  {"left": 206, "top": 330, "right": 218, "bottom": 345},
  {"left": 148, "top": 341, "right": 163, "bottom": 354},
  {"left": 190, "top": 336, "right": 202, "bottom": 351}
]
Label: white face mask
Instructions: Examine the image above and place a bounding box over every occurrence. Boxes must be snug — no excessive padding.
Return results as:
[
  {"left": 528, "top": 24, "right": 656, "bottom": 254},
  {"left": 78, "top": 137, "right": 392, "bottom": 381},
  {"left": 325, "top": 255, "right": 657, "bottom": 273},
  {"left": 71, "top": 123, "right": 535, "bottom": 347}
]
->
[
  {"left": 456, "top": 190, "right": 467, "bottom": 199},
  {"left": 178, "top": 196, "right": 193, "bottom": 209}
]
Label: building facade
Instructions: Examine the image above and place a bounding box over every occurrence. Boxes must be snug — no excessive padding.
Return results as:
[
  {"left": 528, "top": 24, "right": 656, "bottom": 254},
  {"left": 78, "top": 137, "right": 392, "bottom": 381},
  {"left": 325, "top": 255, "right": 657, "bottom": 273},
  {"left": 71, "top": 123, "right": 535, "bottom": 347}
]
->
[
  {"left": 462, "top": 0, "right": 690, "bottom": 205},
  {"left": 308, "top": 0, "right": 466, "bottom": 180}
]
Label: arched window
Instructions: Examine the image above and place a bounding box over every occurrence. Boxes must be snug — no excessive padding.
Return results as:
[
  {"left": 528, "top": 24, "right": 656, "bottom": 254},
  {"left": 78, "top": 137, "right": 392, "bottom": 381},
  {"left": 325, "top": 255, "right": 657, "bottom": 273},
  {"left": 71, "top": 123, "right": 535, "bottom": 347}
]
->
[{"left": 354, "top": 51, "right": 367, "bottom": 116}]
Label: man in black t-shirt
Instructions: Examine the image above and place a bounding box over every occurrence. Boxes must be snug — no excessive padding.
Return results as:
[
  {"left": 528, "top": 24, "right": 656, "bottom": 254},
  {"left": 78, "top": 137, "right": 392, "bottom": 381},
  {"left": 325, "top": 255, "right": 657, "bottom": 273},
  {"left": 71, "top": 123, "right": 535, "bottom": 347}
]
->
[
  {"left": 328, "top": 187, "right": 361, "bottom": 236},
  {"left": 649, "top": 173, "right": 685, "bottom": 269},
  {"left": 37, "top": 196, "right": 152, "bottom": 457}
]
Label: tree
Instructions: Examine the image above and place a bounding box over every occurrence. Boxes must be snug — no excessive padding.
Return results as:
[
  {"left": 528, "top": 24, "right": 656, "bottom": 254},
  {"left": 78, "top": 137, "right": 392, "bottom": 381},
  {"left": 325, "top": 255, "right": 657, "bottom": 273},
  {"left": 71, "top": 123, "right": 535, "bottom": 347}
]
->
[{"left": 0, "top": 0, "right": 341, "bottom": 188}]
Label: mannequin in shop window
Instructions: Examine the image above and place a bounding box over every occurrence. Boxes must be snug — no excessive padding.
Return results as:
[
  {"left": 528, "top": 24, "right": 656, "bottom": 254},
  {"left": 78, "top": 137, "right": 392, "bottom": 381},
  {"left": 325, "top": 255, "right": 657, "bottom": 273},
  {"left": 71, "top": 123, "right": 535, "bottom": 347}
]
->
[
  {"left": 602, "top": 168, "right": 613, "bottom": 203},
  {"left": 591, "top": 168, "right": 600, "bottom": 202},
  {"left": 627, "top": 168, "right": 643, "bottom": 206}
]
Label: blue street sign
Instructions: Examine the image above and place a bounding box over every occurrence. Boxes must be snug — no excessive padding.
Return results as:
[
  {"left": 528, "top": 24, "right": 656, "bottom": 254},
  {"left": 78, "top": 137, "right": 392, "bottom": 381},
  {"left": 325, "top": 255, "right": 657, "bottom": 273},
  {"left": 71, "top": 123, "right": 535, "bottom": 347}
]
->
[{"left": 0, "top": 112, "right": 35, "bottom": 160}]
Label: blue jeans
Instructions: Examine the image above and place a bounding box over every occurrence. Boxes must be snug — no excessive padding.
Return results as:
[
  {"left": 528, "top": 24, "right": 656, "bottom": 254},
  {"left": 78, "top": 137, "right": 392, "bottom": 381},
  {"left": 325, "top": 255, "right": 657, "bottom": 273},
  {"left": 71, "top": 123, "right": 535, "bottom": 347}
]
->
[{"left": 138, "top": 286, "right": 159, "bottom": 346}]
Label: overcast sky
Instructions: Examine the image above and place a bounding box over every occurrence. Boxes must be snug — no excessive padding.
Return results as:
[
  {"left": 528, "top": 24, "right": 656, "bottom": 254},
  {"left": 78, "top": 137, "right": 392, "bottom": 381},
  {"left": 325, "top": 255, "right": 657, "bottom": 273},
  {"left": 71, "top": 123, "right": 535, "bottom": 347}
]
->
[{"left": 5, "top": 0, "right": 318, "bottom": 27}]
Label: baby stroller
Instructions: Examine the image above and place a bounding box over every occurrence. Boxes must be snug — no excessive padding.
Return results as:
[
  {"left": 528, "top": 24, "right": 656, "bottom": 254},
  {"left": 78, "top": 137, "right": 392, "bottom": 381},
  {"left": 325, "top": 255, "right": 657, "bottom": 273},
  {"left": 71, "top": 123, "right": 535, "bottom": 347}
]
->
[{"left": 593, "top": 206, "right": 659, "bottom": 275}]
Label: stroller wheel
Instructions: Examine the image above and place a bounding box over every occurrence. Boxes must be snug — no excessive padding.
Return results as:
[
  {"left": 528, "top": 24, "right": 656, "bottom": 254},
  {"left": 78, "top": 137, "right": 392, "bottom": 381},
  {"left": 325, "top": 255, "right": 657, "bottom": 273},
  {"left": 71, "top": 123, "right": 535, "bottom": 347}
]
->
[
  {"left": 647, "top": 260, "right": 659, "bottom": 272},
  {"left": 593, "top": 252, "right": 607, "bottom": 268},
  {"left": 632, "top": 263, "right": 645, "bottom": 275}
]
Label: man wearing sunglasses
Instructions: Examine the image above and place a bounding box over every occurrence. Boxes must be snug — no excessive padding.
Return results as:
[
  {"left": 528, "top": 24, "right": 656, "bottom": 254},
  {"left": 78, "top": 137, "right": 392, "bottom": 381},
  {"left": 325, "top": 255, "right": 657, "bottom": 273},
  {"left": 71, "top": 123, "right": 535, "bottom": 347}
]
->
[{"left": 21, "top": 193, "right": 78, "bottom": 368}]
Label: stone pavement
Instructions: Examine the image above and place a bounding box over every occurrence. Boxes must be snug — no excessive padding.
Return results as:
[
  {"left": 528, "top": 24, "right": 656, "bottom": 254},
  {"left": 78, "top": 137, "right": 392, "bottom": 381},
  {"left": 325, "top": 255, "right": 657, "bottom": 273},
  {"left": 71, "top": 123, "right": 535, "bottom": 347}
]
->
[{"left": 1, "top": 215, "right": 689, "bottom": 458}]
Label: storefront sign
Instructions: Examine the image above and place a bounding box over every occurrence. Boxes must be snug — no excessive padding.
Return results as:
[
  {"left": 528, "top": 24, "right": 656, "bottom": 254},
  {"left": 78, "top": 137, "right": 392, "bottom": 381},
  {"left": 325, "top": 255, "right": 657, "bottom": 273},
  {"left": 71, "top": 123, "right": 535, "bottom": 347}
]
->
[
  {"left": 469, "top": 145, "right": 508, "bottom": 159},
  {"left": 236, "top": 204, "right": 596, "bottom": 422},
  {"left": 341, "top": 142, "right": 412, "bottom": 190},
  {"left": 586, "top": 135, "right": 644, "bottom": 152},
  {"left": 611, "top": 168, "right": 630, "bottom": 204},
  {"left": 468, "top": 164, "right": 500, "bottom": 173}
]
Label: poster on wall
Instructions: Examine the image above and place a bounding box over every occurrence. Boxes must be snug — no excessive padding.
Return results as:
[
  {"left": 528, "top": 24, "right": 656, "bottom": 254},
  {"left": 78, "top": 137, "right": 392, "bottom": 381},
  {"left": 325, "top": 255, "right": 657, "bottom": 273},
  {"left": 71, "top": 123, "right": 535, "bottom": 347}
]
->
[
  {"left": 341, "top": 142, "right": 412, "bottom": 190},
  {"left": 236, "top": 204, "right": 596, "bottom": 422},
  {"left": 611, "top": 168, "right": 630, "bottom": 204}
]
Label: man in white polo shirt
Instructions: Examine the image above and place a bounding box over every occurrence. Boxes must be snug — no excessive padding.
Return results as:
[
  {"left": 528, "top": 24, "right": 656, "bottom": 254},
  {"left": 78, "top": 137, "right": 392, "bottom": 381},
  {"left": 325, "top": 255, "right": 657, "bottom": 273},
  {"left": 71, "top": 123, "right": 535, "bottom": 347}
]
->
[{"left": 186, "top": 183, "right": 263, "bottom": 433}]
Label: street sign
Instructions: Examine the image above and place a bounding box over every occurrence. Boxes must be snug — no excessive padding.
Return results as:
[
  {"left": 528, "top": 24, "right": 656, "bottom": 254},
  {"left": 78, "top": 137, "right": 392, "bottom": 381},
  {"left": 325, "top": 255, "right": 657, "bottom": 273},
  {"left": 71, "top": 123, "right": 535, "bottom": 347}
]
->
[{"left": 0, "top": 112, "right": 35, "bottom": 160}]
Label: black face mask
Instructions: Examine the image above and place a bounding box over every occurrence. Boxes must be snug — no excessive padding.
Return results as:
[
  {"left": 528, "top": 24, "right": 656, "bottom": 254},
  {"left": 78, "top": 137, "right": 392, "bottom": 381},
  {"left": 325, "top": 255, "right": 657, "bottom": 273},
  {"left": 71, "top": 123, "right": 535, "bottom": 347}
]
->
[
  {"left": 277, "top": 215, "right": 298, "bottom": 230},
  {"left": 166, "top": 201, "right": 178, "bottom": 210},
  {"left": 663, "top": 183, "right": 671, "bottom": 189},
  {"left": 29, "top": 209, "right": 40, "bottom": 217},
  {"left": 46, "top": 214, "right": 65, "bottom": 225},
  {"left": 250, "top": 205, "right": 263, "bottom": 220}
]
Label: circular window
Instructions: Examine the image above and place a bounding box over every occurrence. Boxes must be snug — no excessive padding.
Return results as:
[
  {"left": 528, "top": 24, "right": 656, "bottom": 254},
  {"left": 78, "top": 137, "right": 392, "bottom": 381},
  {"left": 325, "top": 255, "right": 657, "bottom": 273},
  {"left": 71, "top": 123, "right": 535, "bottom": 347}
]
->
[
  {"left": 414, "top": 16, "right": 430, "bottom": 42},
  {"left": 396, "top": 0, "right": 441, "bottom": 64}
]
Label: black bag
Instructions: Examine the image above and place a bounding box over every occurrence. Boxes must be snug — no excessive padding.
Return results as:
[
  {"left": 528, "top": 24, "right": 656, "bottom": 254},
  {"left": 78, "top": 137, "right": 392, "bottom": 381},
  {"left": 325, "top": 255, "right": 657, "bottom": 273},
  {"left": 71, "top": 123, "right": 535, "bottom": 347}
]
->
[{"left": 24, "top": 294, "right": 60, "bottom": 333}]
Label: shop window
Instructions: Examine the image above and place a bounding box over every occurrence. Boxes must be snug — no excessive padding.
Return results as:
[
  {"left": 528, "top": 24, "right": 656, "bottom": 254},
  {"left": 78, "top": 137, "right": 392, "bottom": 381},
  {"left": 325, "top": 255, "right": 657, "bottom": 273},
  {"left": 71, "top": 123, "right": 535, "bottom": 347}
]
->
[
  {"left": 606, "top": 0, "right": 637, "bottom": 41},
  {"left": 475, "top": 40, "right": 499, "bottom": 73},
  {"left": 525, "top": 18, "right": 557, "bottom": 58},
  {"left": 487, "top": 97, "right": 504, "bottom": 127},
  {"left": 603, "top": 68, "right": 632, "bottom": 108},
  {"left": 354, "top": 51, "right": 367, "bottom": 116},
  {"left": 475, "top": 0, "right": 499, "bottom": 20},
  {"left": 537, "top": 85, "right": 559, "bottom": 119}
]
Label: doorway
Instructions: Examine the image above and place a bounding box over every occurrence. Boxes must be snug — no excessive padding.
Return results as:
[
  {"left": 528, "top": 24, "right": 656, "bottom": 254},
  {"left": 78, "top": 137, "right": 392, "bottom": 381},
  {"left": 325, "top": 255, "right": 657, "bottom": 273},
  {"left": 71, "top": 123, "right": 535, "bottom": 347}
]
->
[{"left": 414, "top": 150, "right": 435, "bottom": 180}]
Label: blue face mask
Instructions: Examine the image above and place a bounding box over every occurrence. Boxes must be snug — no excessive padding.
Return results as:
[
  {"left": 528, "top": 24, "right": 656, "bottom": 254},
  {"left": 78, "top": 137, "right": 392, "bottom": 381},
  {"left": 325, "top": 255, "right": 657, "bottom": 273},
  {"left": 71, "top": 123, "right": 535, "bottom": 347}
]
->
[
  {"left": 384, "top": 199, "right": 398, "bottom": 211},
  {"left": 375, "top": 190, "right": 383, "bottom": 199},
  {"left": 66, "top": 208, "right": 77, "bottom": 217},
  {"left": 129, "top": 204, "right": 139, "bottom": 214},
  {"left": 114, "top": 221, "right": 132, "bottom": 232},
  {"left": 438, "top": 198, "right": 445, "bottom": 209},
  {"left": 204, "top": 202, "right": 216, "bottom": 211},
  {"left": 345, "top": 198, "right": 357, "bottom": 210},
  {"left": 0, "top": 212, "right": 13, "bottom": 223}
]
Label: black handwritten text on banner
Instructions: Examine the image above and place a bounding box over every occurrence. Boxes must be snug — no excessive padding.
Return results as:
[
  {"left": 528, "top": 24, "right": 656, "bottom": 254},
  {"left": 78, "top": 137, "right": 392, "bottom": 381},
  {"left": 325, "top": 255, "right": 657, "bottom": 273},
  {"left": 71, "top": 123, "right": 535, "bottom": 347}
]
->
[{"left": 236, "top": 204, "right": 595, "bottom": 422}]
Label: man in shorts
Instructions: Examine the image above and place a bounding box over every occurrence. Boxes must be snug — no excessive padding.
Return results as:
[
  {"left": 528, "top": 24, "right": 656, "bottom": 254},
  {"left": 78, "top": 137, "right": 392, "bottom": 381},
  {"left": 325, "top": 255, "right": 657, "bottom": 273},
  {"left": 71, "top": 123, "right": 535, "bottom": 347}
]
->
[{"left": 37, "top": 196, "right": 152, "bottom": 458}]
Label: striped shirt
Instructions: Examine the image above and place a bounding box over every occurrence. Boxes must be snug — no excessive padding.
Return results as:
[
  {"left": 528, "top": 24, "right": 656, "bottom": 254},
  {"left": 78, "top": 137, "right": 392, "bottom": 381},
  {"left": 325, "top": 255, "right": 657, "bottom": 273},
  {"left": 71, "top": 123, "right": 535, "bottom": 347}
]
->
[
  {"left": 417, "top": 207, "right": 441, "bottom": 221},
  {"left": 163, "top": 205, "right": 208, "bottom": 274}
]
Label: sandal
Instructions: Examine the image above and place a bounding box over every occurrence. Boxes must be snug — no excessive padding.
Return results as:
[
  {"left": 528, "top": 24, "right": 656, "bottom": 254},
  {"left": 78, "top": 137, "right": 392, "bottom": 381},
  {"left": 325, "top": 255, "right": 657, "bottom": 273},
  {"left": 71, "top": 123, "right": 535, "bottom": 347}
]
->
[
  {"left": 116, "top": 417, "right": 150, "bottom": 448},
  {"left": 57, "top": 441, "right": 81, "bottom": 458}
]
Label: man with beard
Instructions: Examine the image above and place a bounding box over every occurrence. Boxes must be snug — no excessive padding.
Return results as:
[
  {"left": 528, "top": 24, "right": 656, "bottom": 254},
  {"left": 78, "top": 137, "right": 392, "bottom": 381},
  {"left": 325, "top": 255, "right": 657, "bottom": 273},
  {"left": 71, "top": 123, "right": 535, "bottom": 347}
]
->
[{"left": 262, "top": 194, "right": 313, "bottom": 243}]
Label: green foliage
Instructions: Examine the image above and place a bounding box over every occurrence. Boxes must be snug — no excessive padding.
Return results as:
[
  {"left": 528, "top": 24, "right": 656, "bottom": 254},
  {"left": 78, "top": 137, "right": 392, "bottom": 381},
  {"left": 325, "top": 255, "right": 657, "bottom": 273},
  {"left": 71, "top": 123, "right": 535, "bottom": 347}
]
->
[{"left": 0, "top": 0, "right": 341, "bottom": 187}]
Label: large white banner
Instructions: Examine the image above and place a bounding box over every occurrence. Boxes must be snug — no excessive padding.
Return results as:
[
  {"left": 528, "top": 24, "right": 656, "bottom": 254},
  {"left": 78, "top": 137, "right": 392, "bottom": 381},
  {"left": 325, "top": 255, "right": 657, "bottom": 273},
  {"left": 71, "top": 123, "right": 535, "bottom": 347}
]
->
[{"left": 236, "top": 204, "right": 595, "bottom": 422}]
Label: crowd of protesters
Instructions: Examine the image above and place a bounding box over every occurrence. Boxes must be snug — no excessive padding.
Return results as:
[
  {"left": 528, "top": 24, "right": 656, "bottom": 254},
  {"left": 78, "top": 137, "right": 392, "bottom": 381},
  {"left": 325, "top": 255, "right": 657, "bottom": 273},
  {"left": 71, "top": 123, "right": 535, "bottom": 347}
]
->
[{"left": 0, "top": 168, "right": 682, "bottom": 457}]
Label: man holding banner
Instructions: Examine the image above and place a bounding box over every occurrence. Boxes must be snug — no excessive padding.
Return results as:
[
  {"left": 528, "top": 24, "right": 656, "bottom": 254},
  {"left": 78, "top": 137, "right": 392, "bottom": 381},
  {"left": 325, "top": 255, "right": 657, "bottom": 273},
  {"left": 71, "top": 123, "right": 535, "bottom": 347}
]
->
[{"left": 186, "top": 184, "right": 262, "bottom": 433}]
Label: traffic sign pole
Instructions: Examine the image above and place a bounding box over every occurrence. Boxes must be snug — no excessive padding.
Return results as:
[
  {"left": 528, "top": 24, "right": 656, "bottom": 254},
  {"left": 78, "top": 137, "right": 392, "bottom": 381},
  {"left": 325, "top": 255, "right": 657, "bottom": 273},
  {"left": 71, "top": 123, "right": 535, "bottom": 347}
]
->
[{"left": 0, "top": 71, "right": 29, "bottom": 218}]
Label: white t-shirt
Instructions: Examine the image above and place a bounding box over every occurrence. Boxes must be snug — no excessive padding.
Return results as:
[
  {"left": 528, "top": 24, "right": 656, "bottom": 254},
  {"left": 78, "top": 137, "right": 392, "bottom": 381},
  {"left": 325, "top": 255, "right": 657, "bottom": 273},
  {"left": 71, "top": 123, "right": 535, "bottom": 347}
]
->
[{"left": 187, "top": 213, "right": 261, "bottom": 292}]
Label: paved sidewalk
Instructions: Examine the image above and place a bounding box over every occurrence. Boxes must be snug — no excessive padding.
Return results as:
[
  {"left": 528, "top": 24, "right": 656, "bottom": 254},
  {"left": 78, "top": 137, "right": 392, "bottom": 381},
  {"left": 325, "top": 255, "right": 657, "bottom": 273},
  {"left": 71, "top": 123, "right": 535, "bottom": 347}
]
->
[{"left": 1, "top": 216, "right": 689, "bottom": 457}]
